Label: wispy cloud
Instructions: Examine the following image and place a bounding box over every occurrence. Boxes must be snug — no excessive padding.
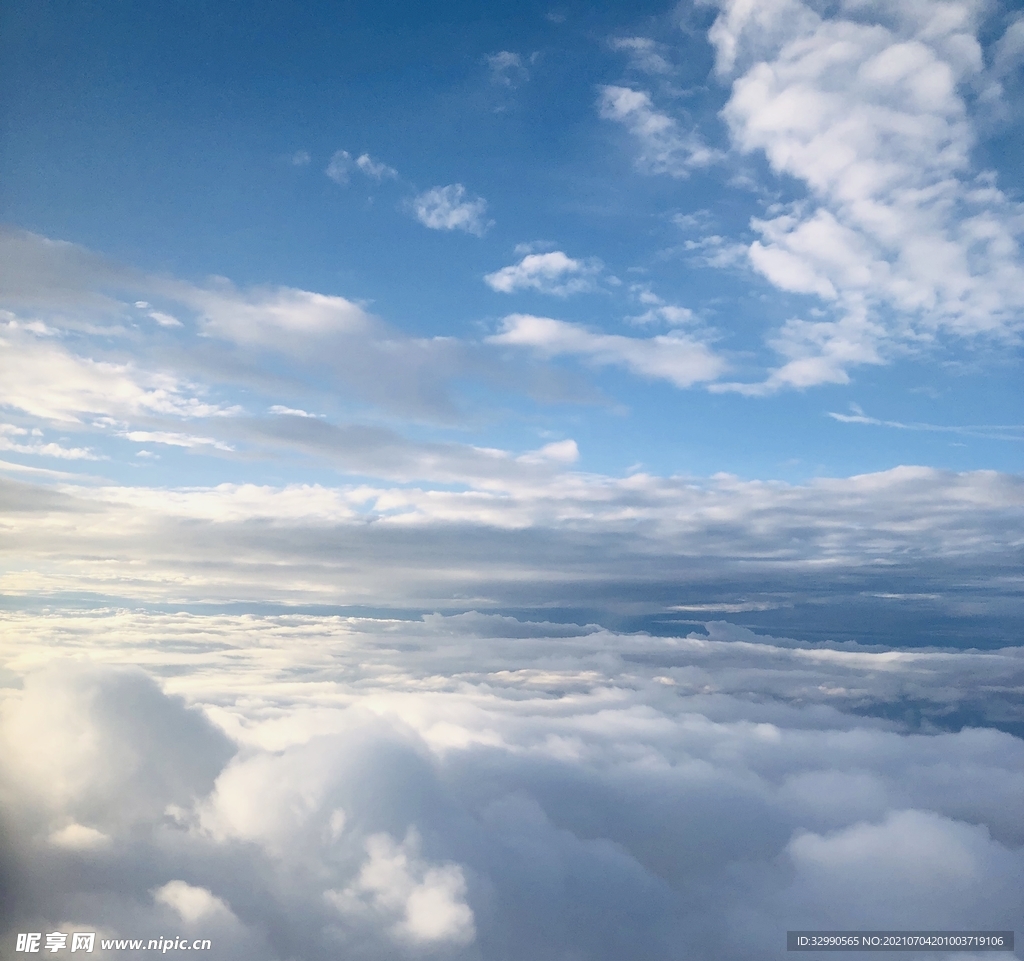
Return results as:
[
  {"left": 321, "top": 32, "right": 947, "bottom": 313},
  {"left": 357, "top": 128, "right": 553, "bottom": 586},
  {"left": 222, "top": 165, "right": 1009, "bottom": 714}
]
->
[
  {"left": 487, "top": 50, "right": 532, "bottom": 88},
  {"left": 597, "top": 85, "right": 722, "bottom": 177},
  {"left": 609, "top": 36, "right": 673, "bottom": 75},
  {"left": 0, "top": 327, "right": 234, "bottom": 423},
  {"left": 489, "top": 313, "right": 725, "bottom": 388},
  {"left": 828, "top": 405, "right": 1024, "bottom": 442},
  {"left": 120, "top": 430, "right": 235, "bottom": 451},
  {"left": 355, "top": 153, "right": 399, "bottom": 181},
  {"left": 326, "top": 150, "right": 399, "bottom": 185}
]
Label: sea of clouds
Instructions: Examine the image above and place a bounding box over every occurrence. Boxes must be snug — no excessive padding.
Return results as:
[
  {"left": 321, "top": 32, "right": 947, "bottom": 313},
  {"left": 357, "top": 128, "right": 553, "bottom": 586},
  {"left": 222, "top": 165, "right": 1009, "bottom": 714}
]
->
[{"left": 1, "top": 609, "right": 1021, "bottom": 960}]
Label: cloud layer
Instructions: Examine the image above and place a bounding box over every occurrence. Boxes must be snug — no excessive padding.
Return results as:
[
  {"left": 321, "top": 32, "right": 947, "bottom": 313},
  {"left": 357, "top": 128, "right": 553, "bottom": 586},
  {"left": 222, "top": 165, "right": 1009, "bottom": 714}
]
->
[
  {"left": 0, "top": 464, "right": 1020, "bottom": 654},
  {"left": 1, "top": 612, "right": 1021, "bottom": 960}
]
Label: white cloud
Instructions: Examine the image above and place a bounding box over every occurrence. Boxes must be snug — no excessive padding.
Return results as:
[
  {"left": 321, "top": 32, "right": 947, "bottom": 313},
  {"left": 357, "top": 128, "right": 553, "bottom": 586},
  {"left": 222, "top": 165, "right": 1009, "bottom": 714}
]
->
[
  {"left": 355, "top": 153, "right": 399, "bottom": 181},
  {"left": 515, "top": 438, "right": 579, "bottom": 465},
  {"left": 325, "top": 150, "right": 353, "bottom": 184},
  {"left": 327, "top": 829, "right": 475, "bottom": 946},
  {"left": 487, "top": 51, "right": 531, "bottom": 87},
  {"left": 628, "top": 303, "right": 696, "bottom": 327},
  {"left": 135, "top": 300, "right": 183, "bottom": 328},
  {"left": 48, "top": 823, "right": 110, "bottom": 849},
  {"left": 0, "top": 328, "right": 234, "bottom": 424},
  {"left": 682, "top": 234, "right": 750, "bottom": 269},
  {"left": 489, "top": 313, "right": 725, "bottom": 388},
  {"left": 154, "top": 881, "right": 235, "bottom": 924},
  {"left": 269, "top": 405, "right": 320, "bottom": 418},
  {"left": 485, "top": 250, "right": 602, "bottom": 295},
  {"left": 598, "top": 85, "right": 722, "bottom": 177},
  {"left": 827, "top": 407, "right": 1024, "bottom": 442},
  {"left": 610, "top": 36, "right": 673, "bottom": 75},
  {"left": 186, "top": 282, "right": 373, "bottom": 348},
  {"left": 707, "top": 0, "right": 1024, "bottom": 390},
  {"left": 412, "top": 184, "right": 491, "bottom": 235},
  {"left": 120, "top": 430, "right": 234, "bottom": 451},
  {"left": 147, "top": 310, "right": 183, "bottom": 328},
  {"left": 0, "top": 425, "right": 100, "bottom": 460},
  {"left": 0, "top": 227, "right": 139, "bottom": 316},
  {"left": 291, "top": 150, "right": 311, "bottom": 167},
  {"left": 0, "top": 231, "right": 488, "bottom": 422},
  {"left": 0, "top": 615, "right": 1021, "bottom": 959},
  {"left": 991, "top": 14, "right": 1024, "bottom": 76},
  {"left": 0, "top": 464, "right": 1018, "bottom": 617}
]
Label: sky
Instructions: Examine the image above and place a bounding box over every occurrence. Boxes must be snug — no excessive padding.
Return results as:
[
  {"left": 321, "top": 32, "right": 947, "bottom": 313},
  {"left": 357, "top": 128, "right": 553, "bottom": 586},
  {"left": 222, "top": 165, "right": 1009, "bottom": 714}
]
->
[{"left": 1, "top": 0, "right": 1023, "bottom": 958}]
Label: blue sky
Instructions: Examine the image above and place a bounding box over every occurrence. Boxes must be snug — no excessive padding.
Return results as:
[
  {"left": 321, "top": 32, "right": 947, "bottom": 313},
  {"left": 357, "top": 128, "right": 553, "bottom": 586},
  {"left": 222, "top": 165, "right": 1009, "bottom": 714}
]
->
[
  {"left": 2, "top": 0, "right": 1023, "bottom": 491},
  {"left": 2, "top": 3, "right": 1024, "bottom": 959}
]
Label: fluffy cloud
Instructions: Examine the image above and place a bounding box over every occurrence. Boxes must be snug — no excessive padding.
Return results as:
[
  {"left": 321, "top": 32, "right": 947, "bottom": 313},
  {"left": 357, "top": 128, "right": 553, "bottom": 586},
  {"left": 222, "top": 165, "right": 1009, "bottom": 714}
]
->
[
  {"left": 708, "top": 0, "right": 1024, "bottom": 390},
  {"left": 412, "top": 184, "right": 491, "bottom": 235},
  {"left": 489, "top": 313, "right": 725, "bottom": 387},
  {"left": 326, "top": 830, "right": 475, "bottom": 947},
  {"left": 0, "top": 613, "right": 1020, "bottom": 960},
  {"left": 598, "top": 85, "right": 722, "bottom": 177},
  {"left": 484, "top": 251, "right": 602, "bottom": 295}
]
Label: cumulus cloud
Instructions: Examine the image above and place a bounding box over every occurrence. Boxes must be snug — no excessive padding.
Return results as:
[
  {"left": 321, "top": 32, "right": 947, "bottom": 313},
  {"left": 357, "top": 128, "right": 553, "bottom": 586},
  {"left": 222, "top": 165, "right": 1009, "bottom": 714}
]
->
[
  {"left": 154, "top": 882, "right": 236, "bottom": 925},
  {"left": 707, "top": 0, "right": 1024, "bottom": 390},
  {"left": 489, "top": 313, "right": 726, "bottom": 387},
  {"left": 484, "top": 251, "right": 602, "bottom": 295},
  {"left": 598, "top": 85, "right": 722, "bottom": 176},
  {"left": 412, "top": 184, "right": 491, "bottom": 235},
  {"left": 327, "top": 830, "right": 475, "bottom": 946},
  {"left": 0, "top": 614, "right": 1021, "bottom": 960}
]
